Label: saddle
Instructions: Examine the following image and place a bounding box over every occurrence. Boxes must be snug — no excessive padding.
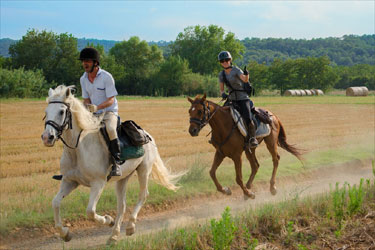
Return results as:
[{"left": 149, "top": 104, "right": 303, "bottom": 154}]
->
[
  {"left": 230, "top": 106, "right": 273, "bottom": 139},
  {"left": 100, "top": 119, "right": 151, "bottom": 161}
]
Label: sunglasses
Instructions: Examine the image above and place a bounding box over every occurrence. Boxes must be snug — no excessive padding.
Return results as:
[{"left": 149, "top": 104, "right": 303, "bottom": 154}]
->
[{"left": 220, "top": 58, "right": 231, "bottom": 63}]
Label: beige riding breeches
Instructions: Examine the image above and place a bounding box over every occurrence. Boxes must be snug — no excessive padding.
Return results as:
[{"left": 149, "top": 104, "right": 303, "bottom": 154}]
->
[{"left": 103, "top": 112, "right": 118, "bottom": 141}]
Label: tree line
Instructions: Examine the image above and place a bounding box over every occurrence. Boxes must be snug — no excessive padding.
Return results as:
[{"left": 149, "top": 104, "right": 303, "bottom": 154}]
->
[{"left": 0, "top": 27, "right": 374, "bottom": 98}]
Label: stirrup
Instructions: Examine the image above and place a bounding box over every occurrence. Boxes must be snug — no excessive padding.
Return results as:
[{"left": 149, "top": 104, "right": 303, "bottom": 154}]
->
[
  {"left": 249, "top": 137, "right": 258, "bottom": 148},
  {"left": 110, "top": 164, "right": 122, "bottom": 176}
]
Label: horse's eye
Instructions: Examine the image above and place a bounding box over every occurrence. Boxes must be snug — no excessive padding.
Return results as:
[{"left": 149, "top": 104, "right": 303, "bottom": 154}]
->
[
  {"left": 197, "top": 110, "right": 202, "bottom": 115},
  {"left": 60, "top": 110, "right": 64, "bottom": 116}
]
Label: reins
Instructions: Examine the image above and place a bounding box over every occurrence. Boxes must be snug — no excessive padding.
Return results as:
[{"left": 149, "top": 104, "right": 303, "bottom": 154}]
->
[
  {"left": 189, "top": 98, "right": 240, "bottom": 155},
  {"left": 44, "top": 101, "right": 83, "bottom": 149}
]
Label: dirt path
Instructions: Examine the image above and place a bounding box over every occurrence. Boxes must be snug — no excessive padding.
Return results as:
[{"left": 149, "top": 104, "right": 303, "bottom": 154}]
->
[{"left": 5, "top": 159, "right": 374, "bottom": 250}]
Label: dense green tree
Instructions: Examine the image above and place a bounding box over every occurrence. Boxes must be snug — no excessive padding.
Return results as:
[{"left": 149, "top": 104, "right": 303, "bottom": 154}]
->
[
  {"left": 109, "top": 36, "right": 163, "bottom": 95},
  {"left": 334, "top": 64, "right": 375, "bottom": 90},
  {"left": 0, "top": 56, "right": 12, "bottom": 69},
  {"left": 9, "top": 29, "right": 81, "bottom": 86},
  {"left": 246, "top": 61, "right": 269, "bottom": 95},
  {"left": 171, "top": 25, "right": 244, "bottom": 75},
  {"left": 152, "top": 55, "right": 190, "bottom": 96},
  {"left": 0, "top": 67, "right": 51, "bottom": 98},
  {"left": 268, "top": 57, "right": 338, "bottom": 94}
]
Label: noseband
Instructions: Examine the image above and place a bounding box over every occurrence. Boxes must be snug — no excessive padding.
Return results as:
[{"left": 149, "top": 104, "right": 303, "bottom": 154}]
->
[
  {"left": 44, "top": 101, "right": 82, "bottom": 149},
  {"left": 189, "top": 101, "right": 217, "bottom": 131}
]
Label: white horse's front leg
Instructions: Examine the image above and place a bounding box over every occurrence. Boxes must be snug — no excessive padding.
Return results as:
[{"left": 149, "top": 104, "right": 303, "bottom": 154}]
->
[
  {"left": 108, "top": 178, "right": 129, "bottom": 244},
  {"left": 52, "top": 180, "right": 78, "bottom": 242},
  {"left": 86, "top": 181, "right": 114, "bottom": 226}
]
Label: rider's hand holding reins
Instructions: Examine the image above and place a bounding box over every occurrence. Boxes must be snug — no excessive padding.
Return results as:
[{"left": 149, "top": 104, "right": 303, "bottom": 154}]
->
[
  {"left": 221, "top": 92, "right": 228, "bottom": 100},
  {"left": 86, "top": 104, "right": 98, "bottom": 113}
]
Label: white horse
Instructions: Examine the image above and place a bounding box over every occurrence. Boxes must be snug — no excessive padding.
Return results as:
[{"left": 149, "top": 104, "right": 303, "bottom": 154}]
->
[{"left": 41, "top": 85, "right": 183, "bottom": 243}]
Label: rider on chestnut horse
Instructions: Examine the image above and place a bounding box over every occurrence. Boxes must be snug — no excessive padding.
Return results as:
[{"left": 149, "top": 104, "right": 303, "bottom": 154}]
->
[{"left": 218, "top": 51, "right": 258, "bottom": 149}]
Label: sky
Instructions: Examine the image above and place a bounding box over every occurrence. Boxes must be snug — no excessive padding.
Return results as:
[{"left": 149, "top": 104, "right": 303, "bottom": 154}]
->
[{"left": 1, "top": 1, "right": 374, "bottom": 42}]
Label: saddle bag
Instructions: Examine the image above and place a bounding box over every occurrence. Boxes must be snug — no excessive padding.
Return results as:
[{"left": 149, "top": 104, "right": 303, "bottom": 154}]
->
[
  {"left": 252, "top": 108, "right": 273, "bottom": 125},
  {"left": 120, "top": 120, "right": 151, "bottom": 146}
]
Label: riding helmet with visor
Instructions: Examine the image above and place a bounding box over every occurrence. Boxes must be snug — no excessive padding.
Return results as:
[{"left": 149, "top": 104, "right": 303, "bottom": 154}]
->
[{"left": 218, "top": 51, "right": 232, "bottom": 62}]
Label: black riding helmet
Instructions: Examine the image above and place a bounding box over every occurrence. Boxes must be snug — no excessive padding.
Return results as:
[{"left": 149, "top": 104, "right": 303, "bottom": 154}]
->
[
  {"left": 79, "top": 47, "right": 100, "bottom": 66},
  {"left": 218, "top": 51, "right": 232, "bottom": 61}
]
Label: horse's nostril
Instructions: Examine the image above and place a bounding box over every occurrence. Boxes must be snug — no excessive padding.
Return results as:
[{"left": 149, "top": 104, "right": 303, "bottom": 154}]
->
[{"left": 49, "top": 135, "right": 55, "bottom": 140}]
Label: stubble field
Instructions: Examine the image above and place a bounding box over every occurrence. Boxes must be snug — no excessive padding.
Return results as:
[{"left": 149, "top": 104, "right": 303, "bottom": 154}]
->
[{"left": 0, "top": 95, "right": 374, "bottom": 241}]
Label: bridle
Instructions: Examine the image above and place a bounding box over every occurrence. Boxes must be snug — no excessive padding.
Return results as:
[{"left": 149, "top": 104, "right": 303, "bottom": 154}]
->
[
  {"left": 44, "top": 101, "right": 82, "bottom": 149},
  {"left": 189, "top": 100, "right": 218, "bottom": 132}
]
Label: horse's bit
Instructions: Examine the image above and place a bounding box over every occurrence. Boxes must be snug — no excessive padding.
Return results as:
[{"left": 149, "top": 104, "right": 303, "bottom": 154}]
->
[{"left": 44, "top": 101, "right": 82, "bottom": 149}]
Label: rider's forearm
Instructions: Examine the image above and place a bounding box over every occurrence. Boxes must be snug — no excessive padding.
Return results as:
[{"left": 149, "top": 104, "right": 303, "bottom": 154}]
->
[
  {"left": 220, "top": 82, "right": 225, "bottom": 93},
  {"left": 97, "top": 96, "right": 115, "bottom": 110}
]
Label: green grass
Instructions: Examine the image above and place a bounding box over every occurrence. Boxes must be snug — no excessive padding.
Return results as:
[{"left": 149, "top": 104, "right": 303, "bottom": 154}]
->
[{"left": 100, "top": 171, "right": 375, "bottom": 250}]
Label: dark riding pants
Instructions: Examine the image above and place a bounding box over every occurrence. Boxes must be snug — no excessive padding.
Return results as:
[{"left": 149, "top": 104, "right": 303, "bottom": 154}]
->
[
  {"left": 233, "top": 99, "right": 256, "bottom": 138},
  {"left": 233, "top": 100, "right": 252, "bottom": 126}
]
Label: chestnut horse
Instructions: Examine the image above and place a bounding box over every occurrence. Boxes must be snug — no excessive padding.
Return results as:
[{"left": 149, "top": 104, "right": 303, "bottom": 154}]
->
[{"left": 188, "top": 94, "right": 303, "bottom": 199}]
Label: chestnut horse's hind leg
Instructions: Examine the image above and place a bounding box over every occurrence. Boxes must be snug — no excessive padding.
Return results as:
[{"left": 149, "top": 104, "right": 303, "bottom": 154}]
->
[
  {"left": 52, "top": 180, "right": 78, "bottom": 242},
  {"left": 209, "top": 151, "right": 231, "bottom": 195},
  {"left": 264, "top": 135, "right": 280, "bottom": 195},
  {"left": 233, "top": 156, "right": 255, "bottom": 200},
  {"left": 245, "top": 148, "right": 259, "bottom": 191}
]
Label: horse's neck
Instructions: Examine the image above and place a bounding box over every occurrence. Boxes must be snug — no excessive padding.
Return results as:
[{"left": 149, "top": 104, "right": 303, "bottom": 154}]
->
[
  {"left": 208, "top": 105, "right": 232, "bottom": 138},
  {"left": 61, "top": 112, "right": 102, "bottom": 152}
]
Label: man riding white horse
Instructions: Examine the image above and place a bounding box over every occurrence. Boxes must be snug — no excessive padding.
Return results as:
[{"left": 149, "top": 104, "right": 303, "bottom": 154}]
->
[{"left": 79, "top": 47, "right": 122, "bottom": 176}]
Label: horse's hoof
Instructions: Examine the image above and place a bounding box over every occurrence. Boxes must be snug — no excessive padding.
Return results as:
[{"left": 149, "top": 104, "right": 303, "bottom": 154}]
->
[
  {"left": 126, "top": 227, "right": 135, "bottom": 236},
  {"left": 105, "top": 215, "right": 115, "bottom": 227},
  {"left": 270, "top": 187, "right": 277, "bottom": 195},
  {"left": 107, "top": 236, "right": 118, "bottom": 245},
  {"left": 62, "top": 231, "right": 72, "bottom": 242},
  {"left": 223, "top": 187, "right": 232, "bottom": 195},
  {"left": 126, "top": 223, "right": 135, "bottom": 236},
  {"left": 244, "top": 191, "right": 255, "bottom": 200}
]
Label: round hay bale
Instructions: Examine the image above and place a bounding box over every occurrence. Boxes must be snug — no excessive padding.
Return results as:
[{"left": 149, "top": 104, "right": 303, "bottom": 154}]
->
[
  {"left": 310, "top": 89, "right": 317, "bottom": 95},
  {"left": 315, "top": 89, "right": 324, "bottom": 95},
  {"left": 300, "top": 90, "right": 306, "bottom": 96},
  {"left": 284, "top": 90, "right": 295, "bottom": 96},
  {"left": 295, "top": 90, "right": 302, "bottom": 96},
  {"left": 304, "top": 89, "right": 312, "bottom": 96},
  {"left": 346, "top": 86, "right": 369, "bottom": 96}
]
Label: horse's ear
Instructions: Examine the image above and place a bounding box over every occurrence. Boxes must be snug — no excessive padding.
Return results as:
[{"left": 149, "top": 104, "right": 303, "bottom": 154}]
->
[
  {"left": 67, "top": 85, "right": 77, "bottom": 95},
  {"left": 65, "top": 88, "right": 71, "bottom": 98},
  {"left": 202, "top": 93, "right": 207, "bottom": 101},
  {"left": 48, "top": 88, "right": 54, "bottom": 97},
  {"left": 187, "top": 97, "right": 194, "bottom": 104}
]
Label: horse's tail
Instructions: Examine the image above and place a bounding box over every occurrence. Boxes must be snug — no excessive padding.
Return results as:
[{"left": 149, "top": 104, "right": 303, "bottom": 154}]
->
[
  {"left": 277, "top": 119, "right": 304, "bottom": 163},
  {"left": 151, "top": 147, "right": 185, "bottom": 192}
]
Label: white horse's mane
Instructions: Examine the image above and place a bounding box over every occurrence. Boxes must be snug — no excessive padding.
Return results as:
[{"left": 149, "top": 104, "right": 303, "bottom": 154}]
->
[{"left": 47, "top": 85, "right": 101, "bottom": 130}]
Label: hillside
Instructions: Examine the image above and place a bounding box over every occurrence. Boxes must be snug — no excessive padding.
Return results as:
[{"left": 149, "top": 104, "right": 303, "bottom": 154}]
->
[{"left": 1, "top": 35, "right": 374, "bottom": 66}]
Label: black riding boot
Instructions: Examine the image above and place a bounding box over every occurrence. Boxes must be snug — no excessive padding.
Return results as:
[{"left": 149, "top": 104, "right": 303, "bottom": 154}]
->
[
  {"left": 248, "top": 121, "right": 258, "bottom": 148},
  {"left": 109, "top": 138, "right": 123, "bottom": 176}
]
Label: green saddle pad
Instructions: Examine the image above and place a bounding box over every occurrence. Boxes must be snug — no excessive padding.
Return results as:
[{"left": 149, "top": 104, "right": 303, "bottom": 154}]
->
[{"left": 119, "top": 134, "right": 145, "bottom": 160}]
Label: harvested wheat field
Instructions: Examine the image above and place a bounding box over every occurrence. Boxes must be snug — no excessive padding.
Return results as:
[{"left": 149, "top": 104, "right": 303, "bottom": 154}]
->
[{"left": 0, "top": 95, "right": 374, "bottom": 249}]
